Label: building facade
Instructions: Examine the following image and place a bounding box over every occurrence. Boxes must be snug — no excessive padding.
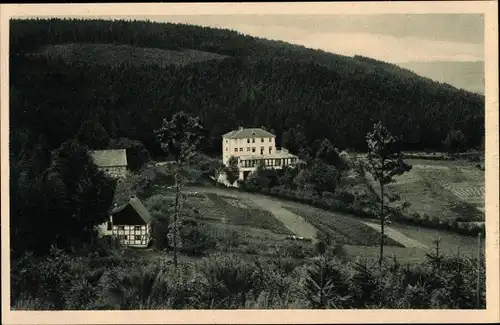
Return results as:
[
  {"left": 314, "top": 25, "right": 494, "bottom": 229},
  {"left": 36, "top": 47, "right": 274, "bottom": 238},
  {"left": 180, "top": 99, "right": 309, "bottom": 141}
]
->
[
  {"left": 109, "top": 195, "right": 153, "bottom": 248},
  {"left": 222, "top": 127, "right": 299, "bottom": 180},
  {"left": 90, "top": 149, "right": 128, "bottom": 179}
]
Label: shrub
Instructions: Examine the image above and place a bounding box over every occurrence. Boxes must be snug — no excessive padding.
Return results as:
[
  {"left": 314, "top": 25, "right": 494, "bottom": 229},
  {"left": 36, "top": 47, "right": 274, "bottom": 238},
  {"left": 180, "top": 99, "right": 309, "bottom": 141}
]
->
[
  {"left": 201, "top": 253, "right": 257, "bottom": 308},
  {"left": 334, "top": 190, "right": 356, "bottom": 205},
  {"left": 179, "top": 220, "right": 216, "bottom": 256},
  {"left": 301, "top": 255, "right": 352, "bottom": 308},
  {"left": 132, "top": 168, "right": 158, "bottom": 198},
  {"left": 154, "top": 168, "right": 176, "bottom": 187},
  {"left": 150, "top": 212, "right": 170, "bottom": 250},
  {"left": 144, "top": 194, "right": 172, "bottom": 215},
  {"left": 64, "top": 268, "right": 106, "bottom": 309},
  {"left": 285, "top": 242, "right": 313, "bottom": 259},
  {"left": 11, "top": 247, "right": 73, "bottom": 309},
  {"left": 106, "top": 263, "right": 173, "bottom": 310}
]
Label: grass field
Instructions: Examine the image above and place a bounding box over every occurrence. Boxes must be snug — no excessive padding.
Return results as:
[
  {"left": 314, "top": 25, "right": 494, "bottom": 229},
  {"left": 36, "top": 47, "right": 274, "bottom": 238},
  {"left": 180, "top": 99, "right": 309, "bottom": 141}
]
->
[
  {"left": 389, "top": 222, "right": 480, "bottom": 257},
  {"left": 183, "top": 192, "right": 294, "bottom": 236},
  {"left": 382, "top": 159, "right": 484, "bottom": 221},
  {"left": 282, "top": 205, "right": 403, "bottom": 247},
  {"left": 345, "top": 223, "right": 481, "bottom": 262},
  {"left": 279, "top": 200, "right": 482, "bottom": 262}
]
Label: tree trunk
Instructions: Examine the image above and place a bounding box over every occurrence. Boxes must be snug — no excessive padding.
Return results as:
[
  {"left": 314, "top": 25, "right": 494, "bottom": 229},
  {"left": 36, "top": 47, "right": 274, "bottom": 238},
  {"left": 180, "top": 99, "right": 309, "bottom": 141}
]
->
[{"left": 379, "top": 183, "right": 384, "bottom": 267}]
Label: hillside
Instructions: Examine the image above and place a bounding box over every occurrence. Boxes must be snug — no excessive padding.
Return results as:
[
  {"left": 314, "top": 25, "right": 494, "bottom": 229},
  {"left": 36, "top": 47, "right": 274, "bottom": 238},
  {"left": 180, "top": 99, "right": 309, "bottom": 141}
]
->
[
  {"left": 10, "top": 18, "right": 485, "bottom": 157},
  {"left": 31, "top": 43, "right": 228, "bottom": 67}
]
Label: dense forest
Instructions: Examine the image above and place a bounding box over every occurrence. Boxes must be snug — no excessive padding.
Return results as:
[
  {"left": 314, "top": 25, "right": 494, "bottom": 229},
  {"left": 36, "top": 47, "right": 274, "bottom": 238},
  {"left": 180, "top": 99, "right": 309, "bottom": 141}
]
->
[{"left": 10, "top": 18, "right": 485, "bottom": 159}]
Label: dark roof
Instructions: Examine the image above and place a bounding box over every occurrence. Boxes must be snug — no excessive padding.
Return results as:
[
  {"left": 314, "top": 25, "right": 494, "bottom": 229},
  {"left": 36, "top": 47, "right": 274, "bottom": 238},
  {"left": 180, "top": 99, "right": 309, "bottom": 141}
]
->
[
  {"left": 222, "top": 127, "right": 275, "bottom": 139},
  {"left": 90, "top": 149, "right": 128, "bottom": 167},
  {"left": 111, "top": 196, "right": 152, "bottom": 225}
]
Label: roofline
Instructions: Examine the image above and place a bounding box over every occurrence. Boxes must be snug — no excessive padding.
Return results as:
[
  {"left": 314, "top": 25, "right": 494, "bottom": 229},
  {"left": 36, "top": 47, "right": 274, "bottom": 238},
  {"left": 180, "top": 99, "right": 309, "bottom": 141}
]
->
[
  {"left": 223, "top": 134, "right": 277, "bottom": 138},
  {"left": 222, "top": 128, "right": 276, "bottom": 139}
]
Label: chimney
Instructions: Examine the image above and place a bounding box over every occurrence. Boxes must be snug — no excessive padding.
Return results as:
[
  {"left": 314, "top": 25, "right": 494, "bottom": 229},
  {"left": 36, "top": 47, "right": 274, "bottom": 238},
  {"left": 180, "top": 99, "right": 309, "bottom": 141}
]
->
[{"left": 130, "top": 195, "right": 136, "bottom": 201}]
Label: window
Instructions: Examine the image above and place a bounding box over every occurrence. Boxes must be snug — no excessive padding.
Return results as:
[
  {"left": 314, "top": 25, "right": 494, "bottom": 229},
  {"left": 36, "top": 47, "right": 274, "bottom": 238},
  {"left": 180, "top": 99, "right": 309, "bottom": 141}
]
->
[
  {"left": 135, "top": 235, "right": 142, "bottom": 241},
  {"left": 225, "top": 147, "right": 228, "bottom": 151},
  {"left": 261, "top": 138, "right": 264, "bottom": 143},
  {"left": 247, "top": 138, "right": 250, "bottom": 143},
  {"left": 269, "top": 147, "right": 272, "bottom": 154},
  {"left": 135, "top": 226, "right": 141, "bottom": 231},
  {"left": 107, "top": 222, "right": 112, "bottom": 231},
  {"left": 269, "top": 138, "right": 272, "bottom": 142},
  {"left": 246, "top": 147, "right": 250, "bottom": 152},
  {"left": 234, "top": 148, "right": 238, "bottom": 152},
  {"left": 252, "top": 138, "right": 255, "bottom": 143},
  {"left": 118, "top": 226, "right": 124, "bottom": 231},
  {"left": 240, "top": 147, "right": 243, "bottom": 152},
  {"left": 226, "top": 140, "right": 228, "bottom": 143},
  {"left": 252, "top": 147, "right": 256, "bottom": 153}
]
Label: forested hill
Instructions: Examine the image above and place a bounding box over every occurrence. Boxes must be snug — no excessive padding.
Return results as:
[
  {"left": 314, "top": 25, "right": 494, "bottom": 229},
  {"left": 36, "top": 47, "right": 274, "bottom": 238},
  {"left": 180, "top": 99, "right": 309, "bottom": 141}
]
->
[{"left": 10, "top": 18, "right": 485, "bottom": 157}]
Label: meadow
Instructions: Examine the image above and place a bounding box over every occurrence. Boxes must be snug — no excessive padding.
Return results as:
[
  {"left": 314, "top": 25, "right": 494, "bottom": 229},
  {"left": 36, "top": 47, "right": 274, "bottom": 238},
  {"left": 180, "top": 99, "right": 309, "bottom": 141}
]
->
[
  {"left": 282, "top": 205, "right": 403, "bottom": 247},
  {"left": 143, "top": 188, "right": 311, "bottom": 259},
  {"left": 371, "top": 158, "right": 484, "bottom": 222},
  {"left": 280, "top": 201, "right": 481, "bottom": 263}
]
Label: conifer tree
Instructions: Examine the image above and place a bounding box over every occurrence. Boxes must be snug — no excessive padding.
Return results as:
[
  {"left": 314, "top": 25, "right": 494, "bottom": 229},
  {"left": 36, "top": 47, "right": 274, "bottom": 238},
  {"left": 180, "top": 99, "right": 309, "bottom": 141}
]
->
[{"left": 365, "top": 122, "right": 412, "bottom": 267}]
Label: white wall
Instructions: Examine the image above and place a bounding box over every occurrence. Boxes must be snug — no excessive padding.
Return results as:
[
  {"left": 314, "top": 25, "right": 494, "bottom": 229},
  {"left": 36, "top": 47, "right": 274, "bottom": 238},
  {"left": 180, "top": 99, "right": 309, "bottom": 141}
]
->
[
  {"left": 112, "top": 224, "right": 151, "bottom": 247},
  {"left": 222, "top": 135, "right": 276, "bottom": 165}
]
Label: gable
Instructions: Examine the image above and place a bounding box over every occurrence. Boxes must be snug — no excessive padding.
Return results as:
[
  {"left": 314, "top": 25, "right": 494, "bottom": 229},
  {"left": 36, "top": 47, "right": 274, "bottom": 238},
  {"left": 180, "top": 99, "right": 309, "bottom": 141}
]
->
[
  {"left": 112, "top": 204, "right": 148, "bottom": 225},
  {"left": 111, "top": 196, "right": 152, "bottom": 225}
]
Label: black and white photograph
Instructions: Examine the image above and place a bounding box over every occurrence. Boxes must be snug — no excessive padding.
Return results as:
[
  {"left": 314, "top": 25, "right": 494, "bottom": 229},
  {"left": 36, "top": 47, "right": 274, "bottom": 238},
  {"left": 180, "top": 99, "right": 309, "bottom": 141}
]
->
[{"left": 1, "top": 2, "right": 498, "bottom": 324}]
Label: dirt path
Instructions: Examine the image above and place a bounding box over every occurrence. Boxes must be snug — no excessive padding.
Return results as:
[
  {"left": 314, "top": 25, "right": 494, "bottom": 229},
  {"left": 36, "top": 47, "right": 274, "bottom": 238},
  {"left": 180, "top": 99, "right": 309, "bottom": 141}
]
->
[
  {"left": 187, "top": 186, "right": 318, "bottom": 242},
  {"left": 187, "top": 186, "right": 429, "bottom": 249},
  {"left": 361, "top": 221, "right": 429, "bottom": 249}
]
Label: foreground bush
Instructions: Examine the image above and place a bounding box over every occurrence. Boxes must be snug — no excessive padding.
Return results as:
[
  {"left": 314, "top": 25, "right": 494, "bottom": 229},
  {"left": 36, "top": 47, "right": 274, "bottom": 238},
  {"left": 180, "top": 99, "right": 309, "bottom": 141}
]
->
[{"left": 11, "top": 245, "right": 485, "bottom": 310}]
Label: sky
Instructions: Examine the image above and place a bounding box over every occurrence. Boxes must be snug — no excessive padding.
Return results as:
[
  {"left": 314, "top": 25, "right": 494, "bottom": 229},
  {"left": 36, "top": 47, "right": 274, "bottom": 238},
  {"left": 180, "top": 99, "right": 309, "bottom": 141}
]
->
[{"left": 131, "top": 14, "right": 485, "bottom": 64}]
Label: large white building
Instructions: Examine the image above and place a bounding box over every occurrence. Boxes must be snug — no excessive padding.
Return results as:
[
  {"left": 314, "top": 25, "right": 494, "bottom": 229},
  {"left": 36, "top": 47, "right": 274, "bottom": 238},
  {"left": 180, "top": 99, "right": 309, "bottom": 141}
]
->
[{"left": 222, "top": 127, "right": 299, "bottom": 180}]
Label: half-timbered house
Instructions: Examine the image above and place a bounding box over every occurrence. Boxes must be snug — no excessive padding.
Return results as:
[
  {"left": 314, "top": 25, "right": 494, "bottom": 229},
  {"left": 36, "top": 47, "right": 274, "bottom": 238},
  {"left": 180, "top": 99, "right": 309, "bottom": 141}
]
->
[{"left": 109, "top": 195, "right": 152, "bottom": 247}]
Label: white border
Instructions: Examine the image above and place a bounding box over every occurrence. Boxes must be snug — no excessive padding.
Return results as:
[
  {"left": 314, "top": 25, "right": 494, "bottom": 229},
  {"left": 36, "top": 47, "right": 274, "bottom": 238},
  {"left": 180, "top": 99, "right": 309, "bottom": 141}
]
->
[{"left": 1, "top": 2, "right": 498, "bottom": 324}]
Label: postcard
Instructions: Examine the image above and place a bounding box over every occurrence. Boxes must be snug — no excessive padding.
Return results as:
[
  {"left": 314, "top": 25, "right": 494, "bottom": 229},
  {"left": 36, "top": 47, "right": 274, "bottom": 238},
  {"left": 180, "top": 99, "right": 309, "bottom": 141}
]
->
[{"left": 1, "top": 2, "right": 498, "bottom": 324}]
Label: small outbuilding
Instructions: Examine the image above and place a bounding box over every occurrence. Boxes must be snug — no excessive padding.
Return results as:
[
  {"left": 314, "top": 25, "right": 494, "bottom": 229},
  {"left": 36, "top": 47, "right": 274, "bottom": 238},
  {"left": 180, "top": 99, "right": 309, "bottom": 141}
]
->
[{"left": 90, "top": 149, "right": 128, "bottom": 179}]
